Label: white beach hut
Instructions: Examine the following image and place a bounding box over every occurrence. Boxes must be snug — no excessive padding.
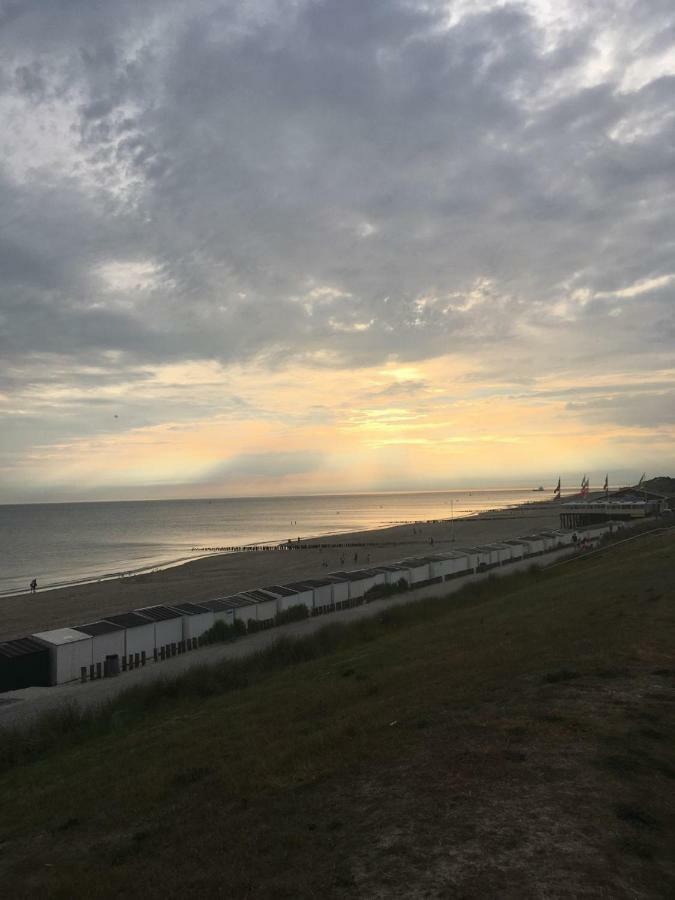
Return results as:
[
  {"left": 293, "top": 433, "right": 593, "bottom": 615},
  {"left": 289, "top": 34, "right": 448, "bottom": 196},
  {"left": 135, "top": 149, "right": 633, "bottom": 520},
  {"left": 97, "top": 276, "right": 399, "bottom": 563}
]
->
[
  {"left": 239, "top": 590, "right": 278, "bottom": 625},
  {"left": 214, "top": 594, "right": 259, "bottom": 628},
  {"left": 198, "top": 598, "right": 236, "bottom": 626},
  {"left": 487, "top": 543, "right": 514, "bottom": 565},
  {"left": 478, "top": 545, "right": 502, "bottom": 568},
  {"left": 32, "top": 628, "right": 93, "bottom": 685},
  {"left": 326, "top": 574, "right": 350, "bottom": 608},
  {"left": 373, "top": 564, "right": 409, "bottom": 587},
  {"left": 397, "top": 559, "right": 431, "bottom": 586},
  {"left": 274, "top": 583, "right": 314, "bottom": 614},
  {"left": 300, "top": 579, "right": 335, "bottom": 613},
  {"left": 519, "top": 536, "right": 546, "bottom": 556},
  {"left": 429, "top": 552, "right": 473, "bottom": 580},
  {"left": 502, "top": 540, "right": 526, "bottom": 560},
  {"left": 455, "top": 546, "right": 490, "bottom": 570},
  {"left": 135, "top": 605, "right": 184, "bottom": 648},
  {"left": 104, "top": 612, "right": 156, "bottom": 662},
  {"left": 73, "top": 620, "right": 126, "bottom": 672},
  {"left": 168, "top": 602, "right": 214, "bottom": 641}
]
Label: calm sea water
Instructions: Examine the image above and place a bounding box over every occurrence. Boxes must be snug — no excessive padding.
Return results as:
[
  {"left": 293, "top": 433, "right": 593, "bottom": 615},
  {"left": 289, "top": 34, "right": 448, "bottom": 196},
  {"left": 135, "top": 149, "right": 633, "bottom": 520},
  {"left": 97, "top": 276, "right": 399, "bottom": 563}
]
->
[{"left": 0, "top": 489, "right": 550, "bottom": 595}]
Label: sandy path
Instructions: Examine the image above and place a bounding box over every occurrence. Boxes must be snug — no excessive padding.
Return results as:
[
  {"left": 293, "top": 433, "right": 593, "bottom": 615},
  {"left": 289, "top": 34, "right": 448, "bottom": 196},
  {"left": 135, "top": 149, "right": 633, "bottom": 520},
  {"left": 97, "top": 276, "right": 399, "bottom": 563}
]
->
[{"left": 0, "top": 502, "right": 562, "bottom": 641}]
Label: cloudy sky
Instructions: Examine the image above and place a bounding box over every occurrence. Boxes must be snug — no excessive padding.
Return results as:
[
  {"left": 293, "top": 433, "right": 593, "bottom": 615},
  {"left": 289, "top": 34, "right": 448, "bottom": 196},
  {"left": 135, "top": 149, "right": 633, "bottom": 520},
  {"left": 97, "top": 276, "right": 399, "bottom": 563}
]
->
[{"left": 1, "top": 0, "right": 674, "bottom": 502}]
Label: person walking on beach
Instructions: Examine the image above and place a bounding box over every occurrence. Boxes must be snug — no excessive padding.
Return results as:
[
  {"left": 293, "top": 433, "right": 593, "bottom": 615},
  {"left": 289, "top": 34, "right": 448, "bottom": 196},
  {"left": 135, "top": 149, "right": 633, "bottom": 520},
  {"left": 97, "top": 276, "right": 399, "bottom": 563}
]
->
[{"left": 30, "top": 578, "right": 37, "bottom": 593}]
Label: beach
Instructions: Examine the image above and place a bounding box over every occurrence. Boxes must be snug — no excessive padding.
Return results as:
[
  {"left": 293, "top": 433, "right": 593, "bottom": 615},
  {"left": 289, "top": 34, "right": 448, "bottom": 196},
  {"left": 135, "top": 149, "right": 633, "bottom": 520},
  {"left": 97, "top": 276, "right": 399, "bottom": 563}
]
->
[{"left": 0, "top": 501, "right": 563, "bottom": 641}]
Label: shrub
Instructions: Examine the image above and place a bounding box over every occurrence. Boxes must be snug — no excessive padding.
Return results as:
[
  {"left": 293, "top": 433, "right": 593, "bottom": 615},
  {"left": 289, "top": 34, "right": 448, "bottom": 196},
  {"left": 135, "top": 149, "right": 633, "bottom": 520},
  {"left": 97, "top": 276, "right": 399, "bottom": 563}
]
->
[
  {"left": 275, "top": 604, "right": 310, "bottom": 626},
  {"left": 201, "top": 618, "right": 244, "bottom": 644},
  {"left": 364, "top": 578, "right": 409, "bottom": 601}
]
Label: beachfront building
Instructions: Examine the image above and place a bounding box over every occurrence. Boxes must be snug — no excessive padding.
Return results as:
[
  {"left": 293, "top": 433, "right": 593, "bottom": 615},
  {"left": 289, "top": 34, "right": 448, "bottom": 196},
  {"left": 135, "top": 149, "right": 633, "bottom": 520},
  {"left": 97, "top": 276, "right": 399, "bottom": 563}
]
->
[
  {"left": 519, "top": 536, "right": 546, "bottom": 556},
  {"left": 397, "top": 559, "right": 431, "bottom": 585},
  {"left": 32, "top": 628, "right": 93, "bottom": 685},
  {"left": 373, "top": 564, "right": 410, "bottom": 586},
  {"left": 104, "top": 612, "right": 156, "bottom": 662},
  {"left": 73, "top": 620, "right": 126, "bottom": 672},
  {"left": 272, "top": 583, "right": 314, "bottom": 614},
  {"left": 558, "top": 488, "right": 669, "bottom": 530},
  {"left": 480, "top": 544, "right": 508, "bottom": 567},
  {"left": 333, "top": 569, "right": 381, "bottom": 601},
  {"left": 326, "top": 574, "right": 351, "bottom": 609},
  {"left": 426, "top": 553, "right": 470, "bottom": 580},
  {"left": 168, "top": 602, "right": 214, "bottom": 641},
  {"left": 298, "top": 578, "right": 335, "bottom": 614},
  {"left": 238, "top": 590, "right": 278, "bottom": 625},
  {"left": 502, "top": 540, "right": 526, "bottom": 560},
  {"left": 490, "top": 543, "right": 516, "bottom": 565},
  {"left": 214, "top": 594, "right": 259, "bottom": 629},
  {"left": 198, "top": 598, "right": 236, "bottom": 627},
  {"left": 0, "top": 637, "right": 51, "bottom": 692},
  {"left": 456, "top": 547, "right": 489, "bottom": 571},
  {"left": 135, "top": 605, "right": 184, "bottom": 649}
]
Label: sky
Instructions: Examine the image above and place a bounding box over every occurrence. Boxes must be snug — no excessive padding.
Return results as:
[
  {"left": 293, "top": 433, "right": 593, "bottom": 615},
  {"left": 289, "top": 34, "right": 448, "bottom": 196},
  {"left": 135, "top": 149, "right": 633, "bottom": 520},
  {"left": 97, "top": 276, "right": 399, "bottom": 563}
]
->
[{"left": 1, "top": 0, "right": 674, "bottom": 503}]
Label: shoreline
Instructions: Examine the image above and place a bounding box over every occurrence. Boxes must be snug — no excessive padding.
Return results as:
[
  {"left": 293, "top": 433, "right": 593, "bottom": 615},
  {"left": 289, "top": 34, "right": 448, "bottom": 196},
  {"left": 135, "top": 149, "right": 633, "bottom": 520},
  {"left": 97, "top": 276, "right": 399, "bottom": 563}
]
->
[{"left": 0, "top": 499, "right": 564, "bottom": 642}]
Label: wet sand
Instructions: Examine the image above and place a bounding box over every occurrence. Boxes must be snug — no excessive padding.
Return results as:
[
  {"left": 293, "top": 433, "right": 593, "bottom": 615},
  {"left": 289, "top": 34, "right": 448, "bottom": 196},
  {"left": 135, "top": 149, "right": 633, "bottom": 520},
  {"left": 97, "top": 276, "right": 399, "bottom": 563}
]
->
[{"left": 0, "top": 502, "right": 563, "bottom": 641}]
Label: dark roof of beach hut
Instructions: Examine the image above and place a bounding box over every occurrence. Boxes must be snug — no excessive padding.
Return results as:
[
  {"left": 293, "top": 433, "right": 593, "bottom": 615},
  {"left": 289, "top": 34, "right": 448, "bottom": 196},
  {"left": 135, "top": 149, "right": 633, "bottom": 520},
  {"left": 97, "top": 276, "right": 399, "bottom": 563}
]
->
[
  {"left": 73, "top": 620, "right": 125, "bottom": 637},
  {"left": 216, "top": 594, "right": 256, "bottom": 609},
  {"left": 170, "top": 601, "right": 211, "bottom": 616},
  {"left": 242, "top": 589, "right": 278, "bottom": 602},
  {"left": 0, "top": 636, "right": 47, "bottom": 659},
  {"left": 198, "top": 598, "right": 230, "bottom": 612},
  {"left": 264, "top": 584, "right": 299, "bottom": 597},
  {"left": 105, "top": 612, "right": 155, "bottom": 629},
  {"left": 135, "top": 605, "right": 182, "bottom": 621},
  {"left": 302, "top": 577, "right": 336, "bottom": 588},
  {"left": 281, "top": 581, "right": 315, "bottom": 592}
]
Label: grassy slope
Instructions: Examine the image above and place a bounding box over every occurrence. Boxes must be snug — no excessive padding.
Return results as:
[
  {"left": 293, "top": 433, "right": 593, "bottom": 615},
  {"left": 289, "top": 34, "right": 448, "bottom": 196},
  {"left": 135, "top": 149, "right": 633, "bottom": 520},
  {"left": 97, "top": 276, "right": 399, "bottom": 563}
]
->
[{"left": 0, "top": 533, "right": 673, "bottom": 898}]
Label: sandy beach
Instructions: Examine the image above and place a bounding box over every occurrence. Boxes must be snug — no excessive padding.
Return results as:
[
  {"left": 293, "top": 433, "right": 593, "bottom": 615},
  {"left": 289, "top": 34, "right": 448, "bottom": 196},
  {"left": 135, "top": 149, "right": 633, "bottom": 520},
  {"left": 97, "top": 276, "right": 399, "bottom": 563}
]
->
[{"left": 0, "top": 502, "right": 563, "bottom": 641}]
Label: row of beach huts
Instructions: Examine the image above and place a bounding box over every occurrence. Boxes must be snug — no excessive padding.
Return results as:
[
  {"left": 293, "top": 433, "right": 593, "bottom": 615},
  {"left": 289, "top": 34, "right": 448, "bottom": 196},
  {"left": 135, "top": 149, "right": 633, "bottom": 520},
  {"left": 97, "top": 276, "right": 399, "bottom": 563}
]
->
[{"left": 0, "top": 523, "right": 619, "bottom": 692}]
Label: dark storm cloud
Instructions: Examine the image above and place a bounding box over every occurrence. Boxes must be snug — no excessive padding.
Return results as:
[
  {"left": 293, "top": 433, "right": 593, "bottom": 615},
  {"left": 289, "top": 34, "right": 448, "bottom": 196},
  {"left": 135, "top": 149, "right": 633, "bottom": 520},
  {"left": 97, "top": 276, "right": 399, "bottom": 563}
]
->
[{"left": 1, "top": 1, "right": 674, "bottom": 408}]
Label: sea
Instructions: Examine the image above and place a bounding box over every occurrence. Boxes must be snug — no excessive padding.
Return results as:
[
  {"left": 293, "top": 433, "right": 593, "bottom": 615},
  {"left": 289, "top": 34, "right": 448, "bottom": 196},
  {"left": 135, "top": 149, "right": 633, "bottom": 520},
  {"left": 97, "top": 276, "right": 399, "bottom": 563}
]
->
[{"left": 0, "top": 489, "right": 554, "bottom": 596}]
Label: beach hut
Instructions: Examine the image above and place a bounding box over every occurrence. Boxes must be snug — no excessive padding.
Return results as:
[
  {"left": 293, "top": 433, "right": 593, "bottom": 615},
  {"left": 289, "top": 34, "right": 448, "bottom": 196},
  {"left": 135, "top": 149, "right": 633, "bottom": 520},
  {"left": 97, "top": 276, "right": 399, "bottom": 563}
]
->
[
  {"left": 428, "top": 552, "right": 472, "bottom": 580},
  {"left": 502, "top": 540, "right": 526, "bottom": 560},
  {"left": 199, "top": 598, "right": 236, "bottom": 626},
  {"left": 533, "top": 532, "right": 557, "bottom": 553},
  {"left": 343, "top": 569, "right": 382, "bottom": 599},
  {"left": 274, "top": 583, "right": 314, "bottom": 614},
  {"left": 478, "top": 545, "right": 503, "bottom": 568},
  {"left": 455, "top": 546, "right": 490, "bottom": 570},
  {"left": 485, "top": 543, "right": 514, "bottom": 565},
  {"left": 73, "top": 620, "right": 125, "bottom": 672},
  {"left": 373, "top": 564, "right": 409, "bottom": 587},
  {"left": 519, "top": 536, "right": 545, "bottom": 556},
  {"left": 0, "top": 637, "right": 51, "bottom": 692},
  {"left": 135, "top": 605, "right": 184, "bottom": 649},
  {"left": 551, "top": 530, "right": 575, "bottom": 547},
  {"left": 168, "top": 602, "right": 214, "bottom": 641},
  {"left": 398, "top": 558, "right": 431, "bottom": 585},
  {"left": 217, "top": 594, "right": 259, "bottom": 628},
  {"left": 326, "top": 574, "right": 350, "bottom": 608},
  {"left": 239, "top": 590, "right": 278, "bottom": 625},
  {"left": 32, "top": 628, "right": 93, "bottom": 685},
  {"left": 299, "top": 578, "right": 335, "bottom": 613},
  {"left": 104, "top": 612, "right": 156, "bottom": 662}
]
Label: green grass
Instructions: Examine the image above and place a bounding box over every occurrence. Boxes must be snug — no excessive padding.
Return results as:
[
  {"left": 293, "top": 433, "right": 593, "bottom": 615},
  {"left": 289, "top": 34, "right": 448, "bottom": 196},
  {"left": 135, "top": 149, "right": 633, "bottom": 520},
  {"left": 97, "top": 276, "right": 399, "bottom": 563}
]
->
[{"left": 0, "top": 533, "right": 673, "bottom": 898}]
